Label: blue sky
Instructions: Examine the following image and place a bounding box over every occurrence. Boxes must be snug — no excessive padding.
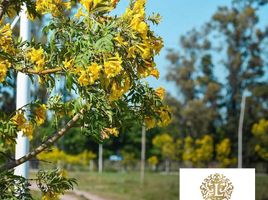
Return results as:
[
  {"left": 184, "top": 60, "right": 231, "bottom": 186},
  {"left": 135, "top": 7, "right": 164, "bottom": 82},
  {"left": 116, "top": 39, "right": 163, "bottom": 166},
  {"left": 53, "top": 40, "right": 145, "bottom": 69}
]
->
[{"left": 114, "top": 0, "right": 268, "bottom": 97}]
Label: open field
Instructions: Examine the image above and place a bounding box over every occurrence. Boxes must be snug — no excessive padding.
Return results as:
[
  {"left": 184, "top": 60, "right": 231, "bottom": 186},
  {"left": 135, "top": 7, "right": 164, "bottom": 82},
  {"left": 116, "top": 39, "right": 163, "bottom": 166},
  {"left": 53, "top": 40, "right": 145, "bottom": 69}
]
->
[
  {"left": 72, "top": 171, "right": 179, "bottom": 200},
  {"left": 31, "top": 171, "right": 268, "bottom": 200}
]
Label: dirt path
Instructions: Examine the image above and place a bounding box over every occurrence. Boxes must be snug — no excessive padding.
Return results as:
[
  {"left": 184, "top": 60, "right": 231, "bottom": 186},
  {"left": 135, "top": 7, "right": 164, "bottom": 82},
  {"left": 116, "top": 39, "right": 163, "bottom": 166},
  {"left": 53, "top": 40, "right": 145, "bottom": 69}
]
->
[{"left": 30, "top": 182, "right": 108, "bottom": 200}]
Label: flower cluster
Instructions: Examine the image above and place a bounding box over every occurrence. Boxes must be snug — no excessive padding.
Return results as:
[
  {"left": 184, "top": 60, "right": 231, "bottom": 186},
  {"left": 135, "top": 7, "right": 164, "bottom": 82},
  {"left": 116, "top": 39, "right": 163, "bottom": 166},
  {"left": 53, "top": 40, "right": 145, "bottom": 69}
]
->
[
  {"left": 36, "top": 0, "right": 71, "bottom": 17},
  {"left": 78, "top": 63, "right": 102, "bottom": 86},
  {"left": 252, "top": 119, "right": 268, "bottom": 161},
  {"left": 0, "top": 23, "right": 14, "bottom": 82},
  {"left": 11, "top": 104, "right": 47, "bottom": 139},
  {"left": 27, "top": 47, "right": 46, "bottom": 71}
]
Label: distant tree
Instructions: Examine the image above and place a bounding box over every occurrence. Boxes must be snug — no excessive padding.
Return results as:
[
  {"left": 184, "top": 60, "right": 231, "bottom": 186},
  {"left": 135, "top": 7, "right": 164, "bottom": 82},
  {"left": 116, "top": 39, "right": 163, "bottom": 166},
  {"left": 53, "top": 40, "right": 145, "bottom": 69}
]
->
[
  {"left": 252, "top": 119, "right": 268, "bottom": 161},
  {"left": 166, "top": 2, "right": 268, "bottom": 167},
  {"left": 216, "top": 138, "right": 237, "bottom": 167},
  {"left": 152, "top": 133, "right": 175, "bottom": 172}
]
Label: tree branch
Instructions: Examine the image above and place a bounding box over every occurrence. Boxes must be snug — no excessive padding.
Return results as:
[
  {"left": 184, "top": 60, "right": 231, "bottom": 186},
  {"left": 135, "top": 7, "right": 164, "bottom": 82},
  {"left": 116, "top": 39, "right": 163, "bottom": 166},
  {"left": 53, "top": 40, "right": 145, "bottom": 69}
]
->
[
  {"left": 19, "top": 67, "right": 63, "bottom": 75},
  {"left": 0, "top": 109, "right": 84, "bottom": 172},
  {"left": 0, "top": 0, "right": 10, "bottom": 21}
]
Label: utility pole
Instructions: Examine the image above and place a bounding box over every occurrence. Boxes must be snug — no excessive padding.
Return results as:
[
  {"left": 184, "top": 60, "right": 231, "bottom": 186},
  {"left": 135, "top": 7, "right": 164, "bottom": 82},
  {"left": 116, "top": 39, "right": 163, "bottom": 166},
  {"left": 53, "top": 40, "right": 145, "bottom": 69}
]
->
[
  {"left": 98, "top": 144, "right": 103, "bottom": 173},
  {"left": 238, "top": 92, "right": 246, "bottom": 168},
  {"left": 14, "top": 4, "right": 31, "bottom": 178},
  {"left": 140, "top": 124, "right": 146, "bottom": 184}
]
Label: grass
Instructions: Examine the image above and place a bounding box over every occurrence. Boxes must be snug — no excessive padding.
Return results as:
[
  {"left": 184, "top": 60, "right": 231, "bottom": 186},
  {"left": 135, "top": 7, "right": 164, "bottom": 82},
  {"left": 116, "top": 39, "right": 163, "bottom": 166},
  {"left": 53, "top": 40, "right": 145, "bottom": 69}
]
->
[
  {"left": 30, "top": 170, "right": 268, "bottom": 200},
  {"left": 71, "top": 171, "right": 179, "bottom": 200},
  {"left": 256, "top": 174, "right": 268, "bottom": 200}
]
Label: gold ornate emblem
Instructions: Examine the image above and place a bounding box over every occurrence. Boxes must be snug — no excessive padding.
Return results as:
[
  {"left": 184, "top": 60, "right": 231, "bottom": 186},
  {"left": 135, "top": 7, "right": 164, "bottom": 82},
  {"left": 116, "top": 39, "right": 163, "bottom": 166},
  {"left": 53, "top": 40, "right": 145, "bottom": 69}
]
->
[{"left": 200, "top": 173, "right": 234, "bottom": 200}]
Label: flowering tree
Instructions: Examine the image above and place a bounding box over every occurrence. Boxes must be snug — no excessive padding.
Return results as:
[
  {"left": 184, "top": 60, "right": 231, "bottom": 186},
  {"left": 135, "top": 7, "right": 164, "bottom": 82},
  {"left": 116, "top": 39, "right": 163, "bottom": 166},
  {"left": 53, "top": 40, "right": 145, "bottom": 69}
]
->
[
  {"left": 0, "top": 0, "right": 170, "bottom": 198},
  {"left": 252, "top": 119, "right": 268, "bottom": 161}
]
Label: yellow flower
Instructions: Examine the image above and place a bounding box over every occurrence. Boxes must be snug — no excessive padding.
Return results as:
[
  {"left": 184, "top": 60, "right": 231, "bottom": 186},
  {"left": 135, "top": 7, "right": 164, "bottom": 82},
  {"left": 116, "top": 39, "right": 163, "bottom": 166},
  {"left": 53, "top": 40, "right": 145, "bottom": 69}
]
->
[
  {"left": 114, "top": 34, "right": 127, "bottom": 46},
  {"left": 12, "top": 112, "right": 27, "bottom": 128},
  {"left": 109, "top": 77, "right": 130, "bottom": 101},
  {"left": 144, "top": 116, "right": 156, "bottom": 130},
  {"left": 78, "top": 63, "right": 102, "bottom": 86},
  {"left": 36, "top": 0, "right": 71, "bottom": 17},
  {"left": 109, "top": 81, "right": 124, "bottom": 101},
  {"left": 42, "top": 193, "right": 60, "bottom": 200},
  {"left": 21, "top": 122, "right": 34, "bottom": 140},
  {"left": 148, "top": 156, "right": 158, "bottom": 166},
  {"left": 127, "top": 47, "right": 136, "bottom": 58},
  {"left": 63, "top": 58, "right": 74, "bottom": 69},
  {"left": 133, "top": 0, "right": 146, "bottom": 12},
  {"left": 75, "top": 7, "right": 86, "bottom": 18},
  {"left": 150, "top": 68, "right": 159, "bottom": 79},
  {"left": 158, "top": 107, "right": 171, "bottom": 127},
  {"left": 101, "top": 127, "right": 119, "bottom": 139},
  {"left": 153, "top": 38, "right": 164, "bottom": 54},
  {"left": 27, "top": 47, "right": 46, "bottom": 71},
  {"left": 59, "top": 169, "right": 67, "bottom": 177},
  {"left": 80, "top": 0, "right": 93, "bottom": 12},
  {"left": 0, "top": 23, "right": 15, "bottom": 54},
  {"left": 111, "top": 0, "right": 119, "bottom": 7},
  {"left": 155, "top": 87, "right": 165, "bottom": 100},
  {"left": 0, "top": 59, "right": 11, "bottom": 82},
  {"left": 35, "top": 104, "right": 46, "bottom": 125},
  {"left": 104, "top": 53, "right": 122, "bottom": 78}
]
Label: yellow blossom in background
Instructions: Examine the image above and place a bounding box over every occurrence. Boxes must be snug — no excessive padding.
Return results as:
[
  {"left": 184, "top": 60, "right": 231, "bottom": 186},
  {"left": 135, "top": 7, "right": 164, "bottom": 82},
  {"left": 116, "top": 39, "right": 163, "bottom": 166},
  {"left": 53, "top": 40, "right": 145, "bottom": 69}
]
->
[
  {"left": 252, "top": 119, "right": 268, "bottom": 137},
  {"left": 78, "top": 63, "right": 102, "bottom": 86},
  {"left": 251, "top": 119, "right": 268, "bottom": 161},
  {"left": 155, "top": 87, "right": 165, "bottom": 100},
  {"left": 148, "top": 156, "right": 158, "bottom": 166},
  {"left": 194, "top": 135, "right": 214, "bottom": 164},
  {"left": 216, "top": 138, "right": 236, "bottom": 167},
  {"left": 182, "top": 136, "right": 194, "bottom": 162},
  {"left": 27, "top": 47, "right": 46, "bottom": 71},
  {"left": 104, "top": 53, "right": 122, "bottom": 78},
  {"left": 34, "top": 104, "right": 47, "bottom": 125},
  {"left": 36, "top": 0, "right": 71, "bottom": 17}
]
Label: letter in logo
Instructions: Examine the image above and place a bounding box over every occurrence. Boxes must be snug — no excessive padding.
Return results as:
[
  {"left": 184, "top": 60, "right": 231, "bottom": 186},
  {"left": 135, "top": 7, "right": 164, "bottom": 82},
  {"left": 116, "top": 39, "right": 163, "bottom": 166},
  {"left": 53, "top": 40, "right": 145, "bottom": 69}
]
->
[{"left": 200, "top": 173, "right": 234, "bottom": 200}]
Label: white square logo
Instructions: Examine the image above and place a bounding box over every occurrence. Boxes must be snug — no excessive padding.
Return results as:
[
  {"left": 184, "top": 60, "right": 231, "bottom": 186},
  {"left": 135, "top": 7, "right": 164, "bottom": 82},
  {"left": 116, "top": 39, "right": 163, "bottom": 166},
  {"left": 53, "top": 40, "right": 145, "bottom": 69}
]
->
[{"left": 180, "top": 168, "right": 255, "bottom": 200}]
